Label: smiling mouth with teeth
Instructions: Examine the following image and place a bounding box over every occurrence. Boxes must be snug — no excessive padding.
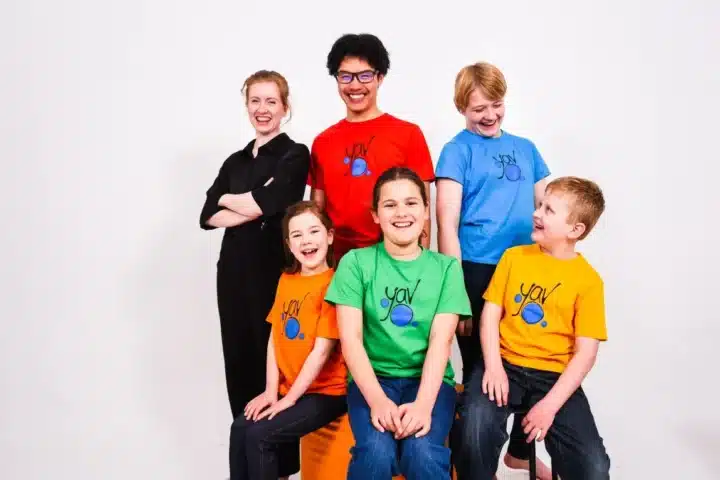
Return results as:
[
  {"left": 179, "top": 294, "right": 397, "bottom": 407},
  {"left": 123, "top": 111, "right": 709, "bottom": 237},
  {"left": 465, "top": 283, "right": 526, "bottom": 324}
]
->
[
  {"left": 392, "top": 221, "right": 413, "bottom": 228},
  {"left": 301, "top": 248, "right": 318, "bottom": 256}
]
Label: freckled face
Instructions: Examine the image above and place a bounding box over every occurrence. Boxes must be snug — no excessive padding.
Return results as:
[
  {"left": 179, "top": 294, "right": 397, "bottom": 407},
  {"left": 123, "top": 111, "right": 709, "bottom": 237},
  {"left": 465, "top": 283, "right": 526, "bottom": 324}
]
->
[{"left": 463, "top": 88, "right": 505, "bottom": 137}]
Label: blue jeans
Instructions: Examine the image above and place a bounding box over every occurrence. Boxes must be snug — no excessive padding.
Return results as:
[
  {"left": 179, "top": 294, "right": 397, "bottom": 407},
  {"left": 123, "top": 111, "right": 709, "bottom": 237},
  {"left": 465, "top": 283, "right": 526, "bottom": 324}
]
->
[
  {"left": 453, "top": 360, "right": 610, "bottom": 480},
  {"left": 347, "top": 377, "right": 456, "bottom": 480}
]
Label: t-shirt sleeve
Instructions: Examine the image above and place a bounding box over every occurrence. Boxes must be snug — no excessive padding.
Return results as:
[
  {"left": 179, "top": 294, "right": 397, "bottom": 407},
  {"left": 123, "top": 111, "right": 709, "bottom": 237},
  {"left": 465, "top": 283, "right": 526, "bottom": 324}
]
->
[
  {"left": 316, "top": 293, "right": 340, "bottom": 339},
  {"left": 324, "top": 251, "right": 364, "bottom": 309},
  {"left": 574, "top": 279, "right": 608, "bottom": 341},
  {"left": 530, "top": 140, "right": 551, "bottom": 183},
  {"left": 405, "top": 124, "right": 435, "bottom": 182},
  {"left": 307, "top": 136, "right": 324, "bottom": 190},
  {"left": 436, "top": 258, "right": 473, "bottom": 317},
  {"left": 482, "top": 249, "right": 513, "bottom": 306},
  {"left": 434, "top": 141, "right": 468, "bottom": 185}
]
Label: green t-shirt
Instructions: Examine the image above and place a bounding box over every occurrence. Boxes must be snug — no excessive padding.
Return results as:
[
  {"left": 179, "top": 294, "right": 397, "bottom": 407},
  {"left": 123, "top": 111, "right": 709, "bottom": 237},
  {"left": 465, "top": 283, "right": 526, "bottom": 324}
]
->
[{"left": 325, "top": 243, "right": 472, "bottom": 386}]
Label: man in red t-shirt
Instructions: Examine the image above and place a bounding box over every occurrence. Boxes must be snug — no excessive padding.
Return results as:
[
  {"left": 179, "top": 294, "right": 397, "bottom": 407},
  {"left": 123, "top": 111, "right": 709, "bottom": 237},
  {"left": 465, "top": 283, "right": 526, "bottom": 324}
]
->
[{"left": 308, "top": 33, "right": 435, "bottom": 262}]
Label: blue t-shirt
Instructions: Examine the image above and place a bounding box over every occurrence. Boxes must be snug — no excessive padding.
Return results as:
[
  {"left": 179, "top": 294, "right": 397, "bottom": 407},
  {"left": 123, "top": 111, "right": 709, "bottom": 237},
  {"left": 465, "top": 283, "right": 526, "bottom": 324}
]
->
[{"left": 435, "top": 129, "right": 550, "bottom": 265}]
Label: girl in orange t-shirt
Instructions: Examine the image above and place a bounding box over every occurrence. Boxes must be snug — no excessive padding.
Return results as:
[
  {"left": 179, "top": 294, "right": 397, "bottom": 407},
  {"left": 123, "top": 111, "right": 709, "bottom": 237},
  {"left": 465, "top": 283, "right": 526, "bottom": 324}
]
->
[{"left": 229, "top": 200, "right": 347, "bottom": 480}]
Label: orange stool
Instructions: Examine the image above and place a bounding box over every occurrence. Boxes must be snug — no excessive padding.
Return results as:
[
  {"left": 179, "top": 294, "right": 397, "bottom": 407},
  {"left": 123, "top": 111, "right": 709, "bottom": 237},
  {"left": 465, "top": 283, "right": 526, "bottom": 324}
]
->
[
  {"left": 299, "top": 413, "right": 405, "bottom": 479},
  {"left": 299, "top": 384, "right": 463, "bottom": 480}
]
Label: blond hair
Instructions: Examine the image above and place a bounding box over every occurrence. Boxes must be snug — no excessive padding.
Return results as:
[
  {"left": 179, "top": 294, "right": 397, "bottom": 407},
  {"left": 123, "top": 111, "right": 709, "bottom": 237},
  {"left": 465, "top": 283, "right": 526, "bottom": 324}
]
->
[
  {"left": 454, "top": 62, "right": 507, "bottom": 113},
  {"left": 547, "top": 176, "right": 605, "bottom": 240},
  {"left": 241, "top": 70, "right": 292, "bottom": 119}
]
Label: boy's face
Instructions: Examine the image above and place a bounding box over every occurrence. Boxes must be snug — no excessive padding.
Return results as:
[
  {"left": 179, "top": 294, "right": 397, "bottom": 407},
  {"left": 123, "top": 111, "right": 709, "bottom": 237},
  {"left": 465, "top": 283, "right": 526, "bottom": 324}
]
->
[
  {"left": 335, "top": 57, "right": 382, "bottom": 115},
  {"left": 531, "top": 190, "right": 586, "bottom": 246},
  {"left": 463, "top": 88, "right": 505, "bottom": 138}
]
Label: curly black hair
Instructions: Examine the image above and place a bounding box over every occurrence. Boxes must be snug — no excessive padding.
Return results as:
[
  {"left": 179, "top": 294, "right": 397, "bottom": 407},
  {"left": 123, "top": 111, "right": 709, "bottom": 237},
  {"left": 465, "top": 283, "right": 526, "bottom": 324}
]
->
[{"left": 326, "top": 33, "right": 390, "bottom": 76}]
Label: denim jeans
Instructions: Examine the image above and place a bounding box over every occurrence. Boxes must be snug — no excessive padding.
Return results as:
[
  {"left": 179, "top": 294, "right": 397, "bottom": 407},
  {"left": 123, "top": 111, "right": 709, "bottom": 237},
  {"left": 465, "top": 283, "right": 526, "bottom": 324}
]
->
[
  {"left": 229, "top": 393, "right": 347, "bottom": 480},
  {"left": 346, "top": 377, "right": 456, "bottom": 480},
  {"left": 453, "top": 360, "right": 611, "bottom": 480}
]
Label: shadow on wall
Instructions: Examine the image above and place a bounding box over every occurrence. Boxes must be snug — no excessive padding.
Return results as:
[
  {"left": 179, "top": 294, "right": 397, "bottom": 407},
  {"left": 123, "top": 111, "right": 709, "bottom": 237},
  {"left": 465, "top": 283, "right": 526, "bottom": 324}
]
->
[
  {"left": 676, "top": 425, "right": 720, "bottom": 477},
  {"left": 121, "top": 146, "right": 234, "bottom": 479}
]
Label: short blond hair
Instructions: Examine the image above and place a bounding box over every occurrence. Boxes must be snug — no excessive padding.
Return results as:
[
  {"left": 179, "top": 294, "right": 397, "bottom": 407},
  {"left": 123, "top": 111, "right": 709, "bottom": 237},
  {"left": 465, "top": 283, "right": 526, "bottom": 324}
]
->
[
  {"left": 454, "top": 62, "right": 507, "bottom": 113},
  {"left": 547, "top": 176, "right": 605, "bottom": 240}
]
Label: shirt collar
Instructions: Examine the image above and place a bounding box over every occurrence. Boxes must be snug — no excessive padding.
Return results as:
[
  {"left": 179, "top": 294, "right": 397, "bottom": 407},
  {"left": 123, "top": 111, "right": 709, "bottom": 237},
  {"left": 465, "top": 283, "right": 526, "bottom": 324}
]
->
[{"left": 242, "top": 132, "right": 291, "bottom": 156}]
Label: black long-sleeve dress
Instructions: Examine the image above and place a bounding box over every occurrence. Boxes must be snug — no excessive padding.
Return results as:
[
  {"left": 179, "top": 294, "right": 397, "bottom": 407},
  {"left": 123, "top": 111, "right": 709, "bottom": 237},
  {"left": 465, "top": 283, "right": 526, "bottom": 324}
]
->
[{"left": 200, "top": 133, "right": 310, "bottom": 421}]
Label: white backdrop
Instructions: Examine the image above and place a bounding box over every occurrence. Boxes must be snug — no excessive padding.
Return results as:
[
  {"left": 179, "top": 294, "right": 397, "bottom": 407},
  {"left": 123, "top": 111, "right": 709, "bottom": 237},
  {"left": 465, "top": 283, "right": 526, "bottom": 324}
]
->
[{"left": 1, "top": 0, "right": 719, "bottom": 478}]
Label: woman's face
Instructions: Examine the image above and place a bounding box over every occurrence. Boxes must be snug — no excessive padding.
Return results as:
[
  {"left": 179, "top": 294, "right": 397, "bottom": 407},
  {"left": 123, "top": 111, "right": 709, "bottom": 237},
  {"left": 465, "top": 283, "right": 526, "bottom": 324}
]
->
[{"left": 246, "top": 81, "right": 286, "bottom": 136}]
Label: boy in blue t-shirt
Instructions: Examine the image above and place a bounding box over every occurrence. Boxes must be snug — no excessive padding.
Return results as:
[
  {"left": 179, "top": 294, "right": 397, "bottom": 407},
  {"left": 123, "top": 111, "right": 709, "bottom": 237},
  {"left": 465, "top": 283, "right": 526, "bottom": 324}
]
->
[{"left": 436, "top": 61, "right": 552, "bottom": 477}]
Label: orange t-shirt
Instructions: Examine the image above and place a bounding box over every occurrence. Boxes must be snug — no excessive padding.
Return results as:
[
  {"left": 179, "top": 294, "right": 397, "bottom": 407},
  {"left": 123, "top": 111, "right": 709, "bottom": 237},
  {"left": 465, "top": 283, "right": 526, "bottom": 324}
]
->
[
  {"left": 266, "top": 269, "right": 347, "bottom": 396},
  {"left": 308, "top": 114, "right": 435, "bottom": 261}
]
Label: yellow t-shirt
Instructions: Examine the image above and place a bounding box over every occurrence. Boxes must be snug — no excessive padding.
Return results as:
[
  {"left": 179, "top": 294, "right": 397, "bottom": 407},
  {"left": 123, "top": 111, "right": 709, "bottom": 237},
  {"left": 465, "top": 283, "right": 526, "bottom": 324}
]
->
[{"left": 483, "top": 244, "right": 607, "bottom": 373}]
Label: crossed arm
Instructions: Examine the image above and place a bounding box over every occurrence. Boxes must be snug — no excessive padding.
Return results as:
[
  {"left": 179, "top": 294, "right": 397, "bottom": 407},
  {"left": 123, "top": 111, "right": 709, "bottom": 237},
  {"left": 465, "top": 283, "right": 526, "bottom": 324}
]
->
[
  {"left": 201, "top": 145, "right": 309, "bottom": 230},
  {"left": 206, "top": 189, "right": 267, "bottom": 228}
]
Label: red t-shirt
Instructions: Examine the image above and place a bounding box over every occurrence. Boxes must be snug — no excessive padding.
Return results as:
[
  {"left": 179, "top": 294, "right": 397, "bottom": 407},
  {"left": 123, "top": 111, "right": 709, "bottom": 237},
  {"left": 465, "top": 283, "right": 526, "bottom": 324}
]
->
[{"left": 308, "top": 113, "right": 435, "bottom": 261}]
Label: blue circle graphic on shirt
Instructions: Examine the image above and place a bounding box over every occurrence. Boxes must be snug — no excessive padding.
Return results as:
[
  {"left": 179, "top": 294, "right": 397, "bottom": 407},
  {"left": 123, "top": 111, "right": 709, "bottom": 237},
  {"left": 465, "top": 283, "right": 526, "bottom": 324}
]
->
[
  {"left": 390, "top": 304, "right": 414, "bottom": 327},
  {"left": 285, "top": 317, "right": 301, "bottom": 339},
  {"left": 521, "top": 303, "right": 544, "bottom": 325},
  {"left": 344, "top": 157, "right": 371, "bottom": 177},
  {"left": 380, "top": 298, "right": 390, "bottom": 308},
  {"left": 505, "top": 164, "right": 523, "bottom": 181}
]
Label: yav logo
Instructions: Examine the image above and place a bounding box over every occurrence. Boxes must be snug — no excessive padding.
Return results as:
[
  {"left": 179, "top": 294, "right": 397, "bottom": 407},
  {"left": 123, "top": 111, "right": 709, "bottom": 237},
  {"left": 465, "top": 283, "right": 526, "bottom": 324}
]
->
[
  {"left": 511, "top": 282, "right": 561, "bottom": 328},
  {"left": 493, "top": 150, "right": 524, "bottom": 182},
  {"left": 380, "top": 280, "right": 420, "bottom": 328},
  {"left": 280, "top": 293, "right": 309, "bottom": 340},
  {"left": 343, "top": 137, "right": 374, "bottom": 177}
]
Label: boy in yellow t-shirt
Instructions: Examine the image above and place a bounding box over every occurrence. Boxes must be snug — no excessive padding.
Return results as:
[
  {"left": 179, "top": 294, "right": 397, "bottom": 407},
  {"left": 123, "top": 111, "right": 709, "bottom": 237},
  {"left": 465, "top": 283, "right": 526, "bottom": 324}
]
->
[{"left": 453, "top": 176, "right": 611, "bottom": 480}]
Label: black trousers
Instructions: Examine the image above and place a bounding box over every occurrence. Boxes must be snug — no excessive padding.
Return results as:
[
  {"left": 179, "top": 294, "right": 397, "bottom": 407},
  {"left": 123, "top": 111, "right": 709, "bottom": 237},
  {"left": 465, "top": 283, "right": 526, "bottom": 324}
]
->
[
  {"left": 229, "top": 393, "right": 348, "bottom": 480},
  {"left": 456, "top": 260, "right": 530, "bottom": 460},
  {"left": 216, "top": 227, "right": 298, "bottom": 475},
  {"left": 453, "top": 360, "right": 610, "bottom": 479}
]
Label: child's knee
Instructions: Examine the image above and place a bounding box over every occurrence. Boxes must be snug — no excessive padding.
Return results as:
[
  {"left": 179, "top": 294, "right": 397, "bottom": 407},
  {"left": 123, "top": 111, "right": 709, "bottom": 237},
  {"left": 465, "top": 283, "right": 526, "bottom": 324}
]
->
[
  {"left": 351, "top": 430, "right": 396, "bottom": 466},
  {"left": 579, "top": 445, "right": 610, "bottom": 479},
  {"left": 457, "top": 393, "right": 507, "bottom": 447},
  {"left": 230, "top": 415, "right": 250, "bottom": 437},
  {"left": 399, "top": 436, "right": 450, "bottom": 469}
]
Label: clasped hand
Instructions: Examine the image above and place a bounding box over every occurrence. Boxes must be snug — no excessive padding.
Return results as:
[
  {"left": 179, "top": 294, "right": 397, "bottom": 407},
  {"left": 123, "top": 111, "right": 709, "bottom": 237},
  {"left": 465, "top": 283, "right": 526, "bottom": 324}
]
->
[{"left": 370, "top": 396, "right": 432, "bottom": 439}]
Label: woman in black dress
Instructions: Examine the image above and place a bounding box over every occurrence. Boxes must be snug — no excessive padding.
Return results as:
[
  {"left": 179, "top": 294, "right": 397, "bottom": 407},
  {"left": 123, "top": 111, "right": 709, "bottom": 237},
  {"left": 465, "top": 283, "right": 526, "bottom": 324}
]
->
[{"left": 199, "top": 70, "right": 309, "bottom": 477}]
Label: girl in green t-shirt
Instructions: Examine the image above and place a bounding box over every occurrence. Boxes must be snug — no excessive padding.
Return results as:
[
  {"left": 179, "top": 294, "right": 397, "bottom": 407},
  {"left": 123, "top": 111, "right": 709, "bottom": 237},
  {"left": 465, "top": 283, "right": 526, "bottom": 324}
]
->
[{"left": 325, "top": 167, "right": 472, "bottom": 479}]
